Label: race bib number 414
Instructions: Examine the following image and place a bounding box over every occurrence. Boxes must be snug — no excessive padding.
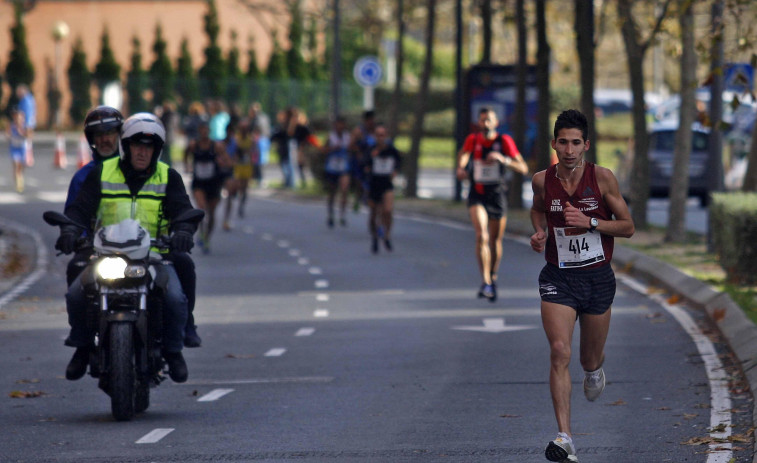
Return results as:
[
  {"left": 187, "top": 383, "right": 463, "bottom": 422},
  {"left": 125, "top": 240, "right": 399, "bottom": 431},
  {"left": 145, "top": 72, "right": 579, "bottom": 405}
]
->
[{"left": 554, "top": 227, "right": 605, "bottom": 268}]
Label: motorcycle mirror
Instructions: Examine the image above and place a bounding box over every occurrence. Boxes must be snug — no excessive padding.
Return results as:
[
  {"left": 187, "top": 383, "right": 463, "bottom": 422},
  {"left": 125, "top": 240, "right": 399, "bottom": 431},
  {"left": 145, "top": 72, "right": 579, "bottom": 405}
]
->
[{"left": 42, "top": 211, "right": 87, "bottom": 230}]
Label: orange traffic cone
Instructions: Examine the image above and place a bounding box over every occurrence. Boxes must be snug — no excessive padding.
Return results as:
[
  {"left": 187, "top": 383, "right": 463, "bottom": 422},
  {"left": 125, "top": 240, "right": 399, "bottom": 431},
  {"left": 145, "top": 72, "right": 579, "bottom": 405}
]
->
[
  {"left": 78, "top": 134, "right": 92, "bottom": 168},
  {"left": 54, "top": 132, "right": 68, "bottom": 169},
  {"left": 25, "top": 140, "right": 35, "bottom": 167}
]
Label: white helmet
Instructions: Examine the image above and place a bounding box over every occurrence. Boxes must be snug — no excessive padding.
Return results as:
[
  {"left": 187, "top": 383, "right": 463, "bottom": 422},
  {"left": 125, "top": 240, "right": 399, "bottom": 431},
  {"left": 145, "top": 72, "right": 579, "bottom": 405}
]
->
[{"left": 120, "top": 112, "right": 166, "bottom": 169}]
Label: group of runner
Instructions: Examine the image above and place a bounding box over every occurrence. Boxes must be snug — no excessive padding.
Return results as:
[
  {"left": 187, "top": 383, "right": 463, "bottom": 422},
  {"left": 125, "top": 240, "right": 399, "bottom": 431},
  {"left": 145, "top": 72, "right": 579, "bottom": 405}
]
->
[{"left": 320, "top": 110, "right": 401, "bottom": 254}]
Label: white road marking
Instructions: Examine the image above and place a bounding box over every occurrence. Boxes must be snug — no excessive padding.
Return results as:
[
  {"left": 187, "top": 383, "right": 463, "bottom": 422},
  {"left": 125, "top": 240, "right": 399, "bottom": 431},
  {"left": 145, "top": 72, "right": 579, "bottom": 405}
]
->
[
  {"left": 0, "top": 218, "right": 48, "bottom": 310},
  {"left": 243, "top": 226, "right": 254, "bottom": 234},
  {"left": 619, "top": 274, "right": 732, "bottom": 463},
  {"left": 452, "top": 318, "right": 537, "bottom": 333},
  {"left": 308, "top": 267, "right": 322, "bottom": 275},
  {"left": 136, "top": 428, "right": 175, "bottom": 444},
  {"left": 277, "top": 240, "right": 290, "bottom": 248},
  {"left": 314, "top": 309, "right": 329, "bottom": 318},
  {"left": 197, "top": 388, "right": 235, "bottom": 402},
  {"left": 298, "top": 257, "right": 310, "bottom": 265},
  {"left": 314, "top": 279, "right": 329, "bottom": 289},
  {"left": 316, "top": 293, "right": 329, "bottom": 302},
  {"left": 185, "top": 376, "right": 334, "bottom": 386},
  {"left": 37, "top": 191, "right": 68, "bottom": 203},
  {"left": 289, "top": 249, "right": 300, "bottom": 257},
  {"left": 264, "top": 348, "right": 287, "bottom": 357},
  {"left": 295, "top": 327, "right": 316, "bottom": 337},
  {"left": 0, "top": 193, "right": 24, "bottom": 204},
  {"left": 261, "top": 233, "right": 273, "bottom": 241}
]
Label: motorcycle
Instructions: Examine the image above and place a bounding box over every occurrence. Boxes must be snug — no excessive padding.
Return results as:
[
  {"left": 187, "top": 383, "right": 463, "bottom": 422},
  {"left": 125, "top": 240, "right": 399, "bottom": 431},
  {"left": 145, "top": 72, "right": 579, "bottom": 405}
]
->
[{"left": 43, "top": 208, "right": 203, "bottom": 421}]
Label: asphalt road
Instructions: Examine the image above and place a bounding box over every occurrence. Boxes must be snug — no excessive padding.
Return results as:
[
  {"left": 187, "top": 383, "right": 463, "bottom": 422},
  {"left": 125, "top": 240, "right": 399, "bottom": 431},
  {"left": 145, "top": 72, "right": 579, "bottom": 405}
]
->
[{"left": 0, "top": 147, "right": 752, "bottom": 462}]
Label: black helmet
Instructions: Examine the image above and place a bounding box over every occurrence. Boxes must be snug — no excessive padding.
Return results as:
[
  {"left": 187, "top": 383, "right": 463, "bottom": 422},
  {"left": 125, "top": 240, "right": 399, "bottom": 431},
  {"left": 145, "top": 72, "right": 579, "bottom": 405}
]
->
[{"left": 84, "top": 106, "right": 124, "bottom": 160}]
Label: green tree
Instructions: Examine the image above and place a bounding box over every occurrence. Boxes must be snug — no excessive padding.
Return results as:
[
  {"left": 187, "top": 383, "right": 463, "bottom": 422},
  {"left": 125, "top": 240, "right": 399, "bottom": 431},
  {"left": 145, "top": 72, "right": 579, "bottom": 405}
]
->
[
  {"left": 176, "top": 37, "right": 199, "bottom": 112},
  {"left": 266, "top": 31, "right": 288, "bottom": 79},
  {"left": 67, "top": 37, "right": 91, "bottom": 124},
  {"left": 93, "top": 27, "right": 121, "bottom": 95},
  {"left": 246, "top": 34, "right": 262, "bottom": 79},
  {"left": 226, "top": 29, "right": 245, "bottom": 104},
  {"left": 150, "top": 23, "right": 175, "bottom": 106},
  {"left": 285, "top": 0, "right": 308, "bottom": 80},
  {"left": 126, "top": 36, "right": 149, "bottom": 114},
  {"left": 5, "top": 1, "right": 34, "bottom": 111},
  {"left": 198, "top": 0, "right": 226, "bottom": 98},
  {"left": 306, "top": 17, "right": 324, "bottom": 80}
]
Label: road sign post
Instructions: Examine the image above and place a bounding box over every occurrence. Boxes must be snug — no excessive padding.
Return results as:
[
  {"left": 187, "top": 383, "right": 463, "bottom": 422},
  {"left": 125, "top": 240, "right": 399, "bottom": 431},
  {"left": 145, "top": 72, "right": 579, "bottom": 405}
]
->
[{"left": 353, "top": 56, "right": 383, "bottom": 111}]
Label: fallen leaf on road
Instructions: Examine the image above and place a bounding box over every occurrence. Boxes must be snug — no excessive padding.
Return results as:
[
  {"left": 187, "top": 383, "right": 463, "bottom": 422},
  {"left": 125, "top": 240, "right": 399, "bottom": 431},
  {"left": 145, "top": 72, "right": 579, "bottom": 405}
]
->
[
  {"left": 500, "top": 414, "right": 521, "bottom": 418},
  {"left": 225, "top": 353, "right": 256, "bottom": 359},
  {"left": 667, "top": 294, "right": 681, "bottom": 304},
  {"left": 10, "top": 390, "right": 46, "bottom": 398},
  {"left": 711, "top": 307, "right": 727, "bottom": 322},
  {"left": 15, "top": 379, "right": 40, "bottom": 384},
  {"left": 607, "top": 399, "right": 627, "bottom": 406},
  {"left": 656, "top": 406, "right": 671, "bottom": 410}
]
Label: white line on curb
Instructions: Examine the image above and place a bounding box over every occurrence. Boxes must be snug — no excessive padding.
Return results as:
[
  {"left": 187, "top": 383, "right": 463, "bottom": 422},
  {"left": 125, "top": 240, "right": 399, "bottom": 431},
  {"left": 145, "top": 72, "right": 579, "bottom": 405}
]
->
[
  {"left": 0, "top": 218, "right": 48, "bottom": 310},
  {"left": 197, "top": 388, "right": 235, "bottom": 402},
  {"left": 619, "top": 274, "right": 732, "bottom": 463},
  {"left": 136, "top": 428, "right": 175, "bottom": 444}
]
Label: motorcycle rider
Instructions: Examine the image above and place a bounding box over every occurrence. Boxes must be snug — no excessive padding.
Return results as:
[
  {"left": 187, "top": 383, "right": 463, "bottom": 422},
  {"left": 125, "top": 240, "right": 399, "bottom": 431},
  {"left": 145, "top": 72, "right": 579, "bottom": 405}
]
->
[
  {"left": 64, "top": 106, "right": 124, "bottom": 287},
  {"left": 57, "top": 112, "right": 197, "bottom": 383},
  {"left": 65, "top": 107, "right": 202, "bottom": 348}
]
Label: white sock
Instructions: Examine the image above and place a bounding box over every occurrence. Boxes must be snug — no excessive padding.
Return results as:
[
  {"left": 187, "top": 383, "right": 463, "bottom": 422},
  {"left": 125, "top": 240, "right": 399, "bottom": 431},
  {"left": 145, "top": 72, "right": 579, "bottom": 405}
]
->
[
  {"left": 585, "top": 367, "right": 602, "bottom": 379},
  {"left": 557, "top": 432, "right": 572, "bottom": 443}
]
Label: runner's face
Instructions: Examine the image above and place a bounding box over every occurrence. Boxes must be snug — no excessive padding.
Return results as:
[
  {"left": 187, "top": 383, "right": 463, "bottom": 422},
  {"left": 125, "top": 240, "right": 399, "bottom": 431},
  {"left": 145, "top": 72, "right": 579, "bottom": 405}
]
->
[
  {"left": 552, "top": 128, "right": 589, "bottom": 169},
  {"left": 94, "top": 129, "right": 119, "bottom": 157},
  {"left": 129, "top": 142, "right": 154, "bottom": 171},
  {"left": 478, "top": 111, "right": 498, "bottom": 133}
]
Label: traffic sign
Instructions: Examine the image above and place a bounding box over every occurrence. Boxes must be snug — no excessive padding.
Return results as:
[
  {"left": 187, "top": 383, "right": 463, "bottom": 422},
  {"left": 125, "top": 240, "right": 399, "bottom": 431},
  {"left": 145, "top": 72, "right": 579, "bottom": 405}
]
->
[{"left": 353, "top": 56, "right": 383, "bottom": 88}]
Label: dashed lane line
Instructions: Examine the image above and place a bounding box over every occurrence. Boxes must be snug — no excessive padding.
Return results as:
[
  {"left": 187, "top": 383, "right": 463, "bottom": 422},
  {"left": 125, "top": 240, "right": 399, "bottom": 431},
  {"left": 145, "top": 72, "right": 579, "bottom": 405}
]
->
[
  {"left": 135, "top": 428, "right": 175, "bottom": 444},
  {"left": 264, "top": 348, "right": 287, "bottom": 357},
  {"left": 197, "top": 388, "right": 235, "bottom": 402},
  {"left": 295, "top": 327, "right": 316, "bottom": 337}
]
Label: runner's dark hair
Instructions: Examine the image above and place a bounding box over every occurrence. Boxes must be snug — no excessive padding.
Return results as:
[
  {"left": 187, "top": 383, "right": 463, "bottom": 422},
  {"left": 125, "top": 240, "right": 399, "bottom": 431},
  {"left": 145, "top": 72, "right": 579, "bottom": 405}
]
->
[{"left": 554, "top": 109, "right": 588, "bottom": 141}]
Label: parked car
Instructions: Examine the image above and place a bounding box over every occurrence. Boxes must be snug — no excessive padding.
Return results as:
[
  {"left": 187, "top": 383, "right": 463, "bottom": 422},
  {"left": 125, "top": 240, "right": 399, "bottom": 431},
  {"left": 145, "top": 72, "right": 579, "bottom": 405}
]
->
[{"left": 617, "top": 121, "right": 712, "bottom": 207}]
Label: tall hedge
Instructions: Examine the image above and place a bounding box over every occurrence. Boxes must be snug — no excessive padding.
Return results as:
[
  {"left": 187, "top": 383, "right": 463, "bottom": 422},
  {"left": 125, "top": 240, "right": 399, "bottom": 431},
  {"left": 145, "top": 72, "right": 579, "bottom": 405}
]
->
[
  {"left": 710, "top": 192, "right": 757, "bottom": 284},
  {"left": 67, "top": 38, "right": 91, "bottom": 124},
  {"left": 150, "top": 23, "right": 175, "bottom": 106},
  {"left": 93, "top": 28, "right": 121, "bottom": 93},
  {"left": 5, "top": 1, "right": 34, "bottom": 112},
  {"left": 126, "top": 36, "right": 148, "bottom": 114}
]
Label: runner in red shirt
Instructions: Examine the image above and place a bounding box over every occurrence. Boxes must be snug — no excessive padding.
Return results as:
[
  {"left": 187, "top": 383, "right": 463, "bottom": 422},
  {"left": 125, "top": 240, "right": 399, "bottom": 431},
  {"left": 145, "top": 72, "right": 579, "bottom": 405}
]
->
[
  {"left": 456, "top": 108, "right": 529, "bottom": 301},
  {"left": 530, "top": 109, "right": 634, "bottom": 462}
]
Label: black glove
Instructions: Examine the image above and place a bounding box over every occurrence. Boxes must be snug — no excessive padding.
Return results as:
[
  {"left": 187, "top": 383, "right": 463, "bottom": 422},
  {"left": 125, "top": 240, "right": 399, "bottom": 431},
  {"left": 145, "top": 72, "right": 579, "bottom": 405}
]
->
[
  {"left": 55, "top": 229, "right": 78, "bottom": 255},
  {"left": 171, "top": 231, "right": 194, "bottom": 253}
]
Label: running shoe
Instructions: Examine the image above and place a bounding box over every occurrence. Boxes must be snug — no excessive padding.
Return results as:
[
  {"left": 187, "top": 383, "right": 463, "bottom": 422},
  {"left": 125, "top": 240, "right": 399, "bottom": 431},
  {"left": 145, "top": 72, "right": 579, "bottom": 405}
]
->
[
  {"left": 490, "top": 282, "right": 497, "bottom": 302},
  {"left": 477, "top": 283, "right": 494, "bottom": 300},
  {"left": 340, "top": 217, "right": 347, "bottom": 227},
  {"left": 545, "top": 433, "right": 578, "bottom": 462},
  {"left": 223, "top": 221, "right": 232, "bottom": 231},
  {"left": 371, "top": 237, "right": 379, "bottom": 254},
  {"left": 583, "top": 367, "right": 606, "bottom": 402},
  {"left": 327, "top": 217, "right": 334, "bottom": 228},
  {"left": 384, "top": 239, "right": 392, "bottom": 252}
]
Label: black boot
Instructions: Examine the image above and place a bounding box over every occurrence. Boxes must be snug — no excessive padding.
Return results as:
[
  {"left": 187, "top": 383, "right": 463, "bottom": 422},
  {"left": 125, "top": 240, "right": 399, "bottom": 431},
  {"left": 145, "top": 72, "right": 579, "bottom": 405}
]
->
[
  {"left": 66, "top": 346, "right": 91, "bottom": 380},
  {"left": 184, "top": 324, "right": 202, "bottom": 348},
  {"left": 163, "top": 352, "right": 188, "bottom": 383}
]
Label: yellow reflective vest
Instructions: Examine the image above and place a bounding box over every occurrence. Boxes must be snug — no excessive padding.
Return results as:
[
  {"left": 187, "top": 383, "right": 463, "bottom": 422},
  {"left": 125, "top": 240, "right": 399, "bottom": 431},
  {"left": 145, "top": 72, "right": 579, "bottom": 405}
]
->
[{"left": 98, "top": 157, "right": 169, "bottom": 247}]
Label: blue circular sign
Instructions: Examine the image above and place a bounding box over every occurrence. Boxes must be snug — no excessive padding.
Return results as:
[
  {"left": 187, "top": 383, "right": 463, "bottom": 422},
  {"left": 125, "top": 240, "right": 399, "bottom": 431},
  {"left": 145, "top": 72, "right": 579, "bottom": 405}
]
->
[{"left": 353, "top": 56, "right": 383, "bottom": 88}]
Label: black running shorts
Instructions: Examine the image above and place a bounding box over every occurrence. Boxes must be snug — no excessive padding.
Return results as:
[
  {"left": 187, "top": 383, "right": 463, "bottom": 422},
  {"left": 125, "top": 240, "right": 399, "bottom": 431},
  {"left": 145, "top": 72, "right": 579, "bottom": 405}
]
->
[
  {"left": 467, "top": 186, "right": 507, "bottom": 219},
  {"left": 538, "top": 263, "right": 616, "bottom": 315}
]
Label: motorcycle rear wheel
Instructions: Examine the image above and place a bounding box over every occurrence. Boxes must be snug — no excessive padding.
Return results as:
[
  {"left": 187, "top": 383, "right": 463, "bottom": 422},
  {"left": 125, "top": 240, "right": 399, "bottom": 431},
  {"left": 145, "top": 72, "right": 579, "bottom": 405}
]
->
[{"left": 109, "top": 322, "right": 136, "bottom": 421}]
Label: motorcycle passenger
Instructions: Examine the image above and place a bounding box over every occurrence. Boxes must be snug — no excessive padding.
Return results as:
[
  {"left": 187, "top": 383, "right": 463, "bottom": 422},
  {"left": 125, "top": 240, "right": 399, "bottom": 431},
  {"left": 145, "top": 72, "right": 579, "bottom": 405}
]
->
[
  {"left": 57, "top": 113, "right": 197, "bottom": 383},
  {"left": 64, "top": 106, "right": 124, "bottom": 287}
]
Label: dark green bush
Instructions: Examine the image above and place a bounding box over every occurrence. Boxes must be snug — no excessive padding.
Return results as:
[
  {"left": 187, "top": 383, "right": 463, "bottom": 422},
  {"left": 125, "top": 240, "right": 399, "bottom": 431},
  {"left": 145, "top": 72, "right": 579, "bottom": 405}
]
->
[{"left": 710, "top": 192, "right": 757, "bottom": 285}]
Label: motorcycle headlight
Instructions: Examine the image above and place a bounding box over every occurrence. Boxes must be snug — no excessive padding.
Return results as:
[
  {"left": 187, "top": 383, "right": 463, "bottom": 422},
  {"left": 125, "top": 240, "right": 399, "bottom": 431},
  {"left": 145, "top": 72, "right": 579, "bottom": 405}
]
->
[
  {"left": 124, "top": 265, "right": 146, "bottom": 278},
  {"left": 96, "top": 257, "right": 127, "bottom": 280}
]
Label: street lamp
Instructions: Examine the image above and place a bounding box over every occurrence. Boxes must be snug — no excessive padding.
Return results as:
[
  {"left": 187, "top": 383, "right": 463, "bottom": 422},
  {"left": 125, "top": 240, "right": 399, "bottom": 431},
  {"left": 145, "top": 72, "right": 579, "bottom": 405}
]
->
[{"left": 51, "top": 20, "right": 69, "bottom": 128}]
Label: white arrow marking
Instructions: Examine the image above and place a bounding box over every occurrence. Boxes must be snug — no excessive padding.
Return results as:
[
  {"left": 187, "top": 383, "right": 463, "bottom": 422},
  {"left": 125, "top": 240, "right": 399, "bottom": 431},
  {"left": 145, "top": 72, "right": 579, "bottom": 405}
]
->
[
  {"left": 136, "top": 428, "right": 174, "bottom": 444},
  {"left": 452, "top": 318, "right": 537, "bottom": 333}
]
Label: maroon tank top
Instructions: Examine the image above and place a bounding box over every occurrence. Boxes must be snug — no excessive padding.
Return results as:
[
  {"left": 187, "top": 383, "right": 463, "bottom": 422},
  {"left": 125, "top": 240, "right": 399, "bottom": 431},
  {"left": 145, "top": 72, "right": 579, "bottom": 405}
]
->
[{"left": 543, "top": 162, "right": 614, "bottom": 269}]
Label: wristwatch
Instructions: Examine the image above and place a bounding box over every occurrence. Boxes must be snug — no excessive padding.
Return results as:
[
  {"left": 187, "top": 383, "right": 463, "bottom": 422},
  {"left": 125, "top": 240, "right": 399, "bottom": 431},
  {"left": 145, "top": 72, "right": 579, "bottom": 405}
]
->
[{"left": 589, "top": 217, "right": 599, "bottom": 232}]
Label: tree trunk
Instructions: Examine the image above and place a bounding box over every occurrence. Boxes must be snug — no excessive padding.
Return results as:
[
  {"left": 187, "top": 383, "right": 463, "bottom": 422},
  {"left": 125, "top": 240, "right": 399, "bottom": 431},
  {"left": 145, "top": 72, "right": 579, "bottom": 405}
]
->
[
  {"left": 534, "top": 0, "right": 551, "bottom": 172},
  {"left": 665, "top": 0, "right": 696, "bottom": 243},
  {"left": 389, "top": 0, "right": 405, "bottom": 140},
  {"left": 405, "top": 0, "right": 436, "bottom": 198},
  {"left": 742, "top": 128, "right": 757, "bottom": 191},
  {"left": 481, "top": 0, "right": 492, "bottom": 63},
  {"left": 618, "top": 0, "right": 650, "bottom": 229},
  {"left": 508, "top": 0, "right": 527, "bottom": 209},
  {"left": 575, "top": 0, "right": 596, "bottom": 164}
]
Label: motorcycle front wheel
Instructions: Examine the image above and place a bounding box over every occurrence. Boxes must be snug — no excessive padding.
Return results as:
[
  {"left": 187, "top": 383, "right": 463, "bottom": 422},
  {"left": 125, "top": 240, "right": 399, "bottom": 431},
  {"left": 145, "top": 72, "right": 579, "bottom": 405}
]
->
[{"left": 109, "top": 322, "right": 136, "bottom": 421}]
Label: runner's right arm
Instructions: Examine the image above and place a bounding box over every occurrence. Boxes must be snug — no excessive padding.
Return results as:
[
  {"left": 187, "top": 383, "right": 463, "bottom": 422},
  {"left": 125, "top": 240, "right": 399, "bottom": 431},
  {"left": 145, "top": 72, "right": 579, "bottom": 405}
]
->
[{"left": 530, "top": 170, "right": 548, "bottom": 253}]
